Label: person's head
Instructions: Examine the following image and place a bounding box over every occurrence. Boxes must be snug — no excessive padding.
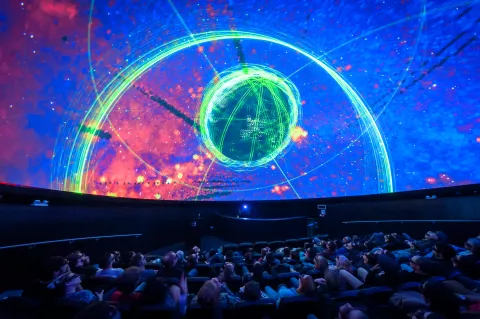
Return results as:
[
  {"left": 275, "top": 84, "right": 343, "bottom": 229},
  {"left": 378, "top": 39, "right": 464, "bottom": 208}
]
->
[
  {"left": 432, "top": 243, "right": 456, "bottom": 260},
  {"left": 196, "top": 279, "right": 222, "bottom": 306},
  {"left": 343, "top": 237, "right": 352, "bottom": 244},
  {"left": 48, "top": 256, "right": 70, "bottom": 279},
  {"left": 422, "top": 281, "right": 461, "bottom": 319},
  {"left": 336, "top": 255, "right": 351, "bottom": 270},
  {"left": 384, "top": 234, "right": 392, "bottom": 242},
  {"left": 245, "top": 252, "right": 253, "bottom": 263},
  {"left": 163, "top": 251, "right": 178, "bottom": 268},
  {"left": 130, "top": 253, "right": 147, "bottom": 268},
  {"left": 243, "top": 281, "right": 261, "bottom": 301},
  {"left": 325, "top": 269, "right": 347, "bottom": 291},
  {"left": 327, "top": 241, "right": 337, "bottom": 251},
  {"left": 464, "top": 238, "right": 480, "bottom": 255},
  {"left": 142, "top": 277, "right": 168, "bottom": 305},
  {"left": 265, "top": 252, "right": 275, "bottom": 265},
  {"left": 425, "top": 231, "right": 439, "bottom": 240},
  {"left": 100, "top": 253, "right": 116, "bottom": 269},
  {"left": 304, "top": 242, "right": 311, "bottom": 250},
  {"left": 339, "top": 303, "right": 369, "bottom": 319},
  {"left": 362, "top": 253, "right": 378, "bottom": 266},
  {"left": 251, "top": 262, "right": 263, "bottom": 279},
  {"left": 209, "top": 249, "right": 217, "bottom": 258},
  {"left": 260, "top": 248, "right": 268, "bottom": 257},
  {"left": 73, "top": 302, "right": 121, "bottom": 319},
  {"left": 297, "top": 274, "right": 315, "bottom": 295},
  {"left": 176, "top": 250, "right": 185, "bottom": 262},
  {"left": 224, "top": 250, "right": 234, "bottom": 260},
  {"left": 66, "top": 251, "right": 89, "bottom": 268},
  {"left": 283, "top": 247, "right": 291, "bottom": 257},
  {"left": 187, "top": 254, "right": 198, "bottom": 268},
  {"left": 116, "top": 267, "right": 141, "bottom": 294},
  {"left": 290, "top": 250, "right": 300, "bottom": 262},
  {"left": 54, "top": 272, "right": 82, "bottom": 295},
  {"left": 223, "top": 262, "right": 235, "bottom": 279},
  {"left": 314, "top": 255, "right": 328, "bottom": 270},
  {"left": 409, "top": 256, "right": 430, "bottom": 274}
]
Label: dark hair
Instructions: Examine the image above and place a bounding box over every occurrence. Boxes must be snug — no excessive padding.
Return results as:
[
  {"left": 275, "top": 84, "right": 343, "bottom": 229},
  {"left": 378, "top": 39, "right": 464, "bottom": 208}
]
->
[
  {"left": 251, "top": 262, "right": 263, "bottom": 282},
  {"left": 434, "top": 243, "right": 456, "bottom": 260},
  {"left": 283, "top": 247, "right": 291, "bottom": 257},
  {"left": 423, "top": 281, "right": 461, "bottom": 319},
  {"left": 290, "top": 250, "right": 300, "bottom": 261},
  {"left": 209, "top": 249, "right": 217, "bottom": 257},
  {"left": 364, "top": 253, "right": 378, "bottom": 266},
  {"left": 327, "top": 241, "right": 337, "bottom": 251},
  {"left": 142, "top": 278, "right": 168, "bottom": 305},
  {"left": 245, "top": 252, "right": 254, "bottom": 264},
  {"left": 325, "top": 269, "right": 347, "bottom": 291},
  {"left": 265, "top": 252, "right": 275, "bottom": 265},
  {"left": 243, "top": 281, "right": 261, "bottom": 301},
  {"left": 130, "top": 254, "right": 145, "bottom": 267},
  {"left": 116, "top": 268, "right": 141, "bottom": 294},
  {"left": 186, "top": 254, "right": 198, "bottom": 269},
  {"left": 304, "top": 242, "right": 311, "bottom": 249},
  {"left": 225, "top": 250, "right": 234, "bottom": 259},
  {"left": 100, "top": 253, "right": 115, "bottom": 269}
]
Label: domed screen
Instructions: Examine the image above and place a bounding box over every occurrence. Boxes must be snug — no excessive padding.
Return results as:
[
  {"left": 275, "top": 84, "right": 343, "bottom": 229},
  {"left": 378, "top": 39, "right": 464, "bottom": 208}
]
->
[{"left": 0, "top": 0, "right": 478, "bottom": 200}]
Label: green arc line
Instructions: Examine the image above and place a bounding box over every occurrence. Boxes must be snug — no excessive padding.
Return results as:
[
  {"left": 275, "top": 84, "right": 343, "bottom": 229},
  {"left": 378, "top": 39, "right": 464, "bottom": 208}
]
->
[{"left": 65, "top": 30, "right": 393, "bottom": 195}]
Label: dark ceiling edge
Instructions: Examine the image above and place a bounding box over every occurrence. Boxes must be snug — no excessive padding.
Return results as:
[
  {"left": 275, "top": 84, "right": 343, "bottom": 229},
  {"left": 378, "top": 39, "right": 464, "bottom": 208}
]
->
[{"left": 0, "top": 182, "right": 479, "bottom": 207}]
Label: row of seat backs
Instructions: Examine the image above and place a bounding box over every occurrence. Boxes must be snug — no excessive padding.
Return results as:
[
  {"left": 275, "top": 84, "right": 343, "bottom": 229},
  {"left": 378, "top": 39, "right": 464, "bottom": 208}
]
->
[{"left": 223, "top": 237, "right": 317, "bottom": 253}]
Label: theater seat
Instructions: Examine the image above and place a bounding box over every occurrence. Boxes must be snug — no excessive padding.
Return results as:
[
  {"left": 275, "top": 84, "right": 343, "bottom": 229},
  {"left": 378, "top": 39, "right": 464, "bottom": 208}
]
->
[
  {"left": 224, "top": 298, "right": 276, "bottom": 319},
  {"left": 398, "top": 282, "right": 422, "bottom": 292},
  {"left": 82, "top": 276, "right": 117, "bottom": 292},
  {"left": 238, "top": 242, "right": 252, "bottom": 252},
  {"left": 268, "top": 241, "right": 285, "bottom": 251},
  {"left": 285, "top": 239, "right": 297, "bottom": 247},
  {"left": 195, "top": 264, "right": 214, "bottom": 277},
  {"left": 276, "top": 272, "right": 300, "bottom": 286},
  {"left": 0, "top": 297, "right": 40, "bottom": 319},
  {"left": 253, "top": 241, "right": 268, "bottom": 253},
  {"left": 187, "top": 277, "right": 210, "bottom": 294},
  {"left": 135, "top": 304, "right": 176, "bottom": 319},
  {"left": 223, "top": 244, "right": 238, "bottom": 252},
  {"left": 277, "top": 295, "right": 327, "bottom": 319},
  {"left": 186, "top": 303, "right": 215, "bottom": 319},
  {"left": 224, "top": 275, "right": 243, "bottom": 293}
]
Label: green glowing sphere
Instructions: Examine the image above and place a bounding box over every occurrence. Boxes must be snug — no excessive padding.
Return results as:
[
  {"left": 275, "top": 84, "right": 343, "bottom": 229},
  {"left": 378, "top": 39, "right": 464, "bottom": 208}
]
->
[{"left": 198, "top": 65, "right": 301, "bottom": 169}]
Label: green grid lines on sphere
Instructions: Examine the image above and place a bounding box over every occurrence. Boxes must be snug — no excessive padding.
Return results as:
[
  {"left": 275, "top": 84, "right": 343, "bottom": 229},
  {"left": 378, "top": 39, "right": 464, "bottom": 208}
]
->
[{"left": 198, "top": 64, "right": 302, "bottom": 170}]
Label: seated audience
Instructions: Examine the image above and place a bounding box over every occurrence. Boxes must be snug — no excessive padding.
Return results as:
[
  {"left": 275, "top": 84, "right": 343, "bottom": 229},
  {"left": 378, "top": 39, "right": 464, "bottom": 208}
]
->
[
  {"left": 262, "top": 252, "right": 280, "bottom": 273},
  {"left": 264, "top": 274, "right": 316, "bottom": 307},
  {"left": 67, "top": 251, "right": 98, "bottom": 276},
  {"left": 217, "top": 262, "right": 239, "bottom": 283},
  {"left": 158, "top": 251, "right": 183, "bottom": 279},
  {"left": 185, "top": 253, "right": 199, "bottom": 277},
  {"left": 320, "top": 241, "right": 337, "bottom": 261},
  {"left": 338, "top": 303, "right": 370, "bottom": 319},
  {"left": 129, "top": 253, "right": 157, "bottom": 281},
  {"left": 406, "top": 231, "right": 448, "bottom": 255},
  {"left": 240, "top": 280, "right": 268, "bottom": 301},
  {"left": 96, "top": 253, "right": 124, "bottom": 278},
  {"left": 54, "top": 272, "right": 103, "bottom": 305},
  {"left": 191, "top": 278, "right": 239, "bottom": 308},
  {"left": 140, "top": 277, "right": 176, "bottom": 307},
  {"left": 22, "top": 256, "right": 71, "bottom": 300},
  {"left": 110, "top": 267, "right": 142, "bottom": 303},
  {"left": 242, "top": 261, "right": 264, "bottom": 284}
]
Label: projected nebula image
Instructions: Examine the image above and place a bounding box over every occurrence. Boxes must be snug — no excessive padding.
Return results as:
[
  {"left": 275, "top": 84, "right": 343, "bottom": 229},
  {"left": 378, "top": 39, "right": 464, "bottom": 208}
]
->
[{"left": 0, "top": 0, "right": 479, "bottom": 201}]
